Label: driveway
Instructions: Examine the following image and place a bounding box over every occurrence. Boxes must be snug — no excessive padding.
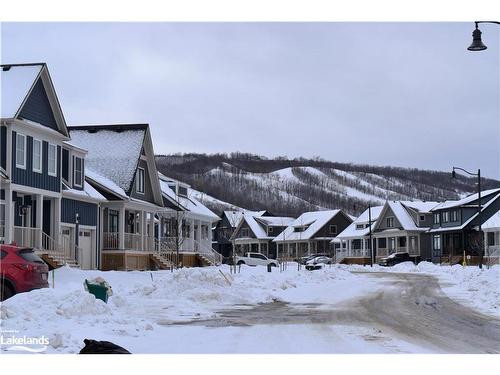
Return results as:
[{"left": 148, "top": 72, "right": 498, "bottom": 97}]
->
[{"left": 167, "top": 272, "right": 500, "bottom": 353}]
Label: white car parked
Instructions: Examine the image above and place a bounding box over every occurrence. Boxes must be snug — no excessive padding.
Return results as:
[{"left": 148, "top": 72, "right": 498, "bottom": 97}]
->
[{"left": 235, "top": 253, "right": 279, "bottom": 267}]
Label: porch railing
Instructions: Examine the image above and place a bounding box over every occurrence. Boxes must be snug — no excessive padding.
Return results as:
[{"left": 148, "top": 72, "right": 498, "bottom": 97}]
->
[
  {"left": 152, "top": 238, "right": 177, "bottom": 269},
  {"left": 194, "top": 239, "right": 222, "bottom": 266},
  {"left": 124, "top": 232, "right": 143, "bottom": 251},
  {"left": 13, "top": 226, "right": 40, "bottom": 248},
  {"left": 103, "top": 232, "right": 119, "bottom": 249}
]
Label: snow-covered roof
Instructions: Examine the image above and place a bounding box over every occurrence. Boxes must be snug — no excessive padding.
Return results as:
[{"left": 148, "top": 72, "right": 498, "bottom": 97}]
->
[
  {"left": 85, "top": 168, "right": 128, "bottom": 199},
  {"left": 336, "top": 206, "right": 384, "bottom": 240},
  {"left": 483, "top": 211, "right": 500, "bottom": 230},
  {"left": 401, "top": 201, "right": 440, "bottom": 213},
  {"left": 431, "top": 189, "right": 500, "bottom": 211},
  {"left": 386, "top": 201, "right": 420, "bottom": 231},
  {"left": 273, "top": 210, "right": 344, "bottom": 242},
  {"left": 224, "top": 210, "right": 266, "bottom": 228},
  {"left": 159, "top": 180, "right": 219, "bottom": 221},
  {"left": 62, "top": 181, "right": 106, "bottom": 201},
  {"left": 68, "top": 125, "right": 146, "bottom": 193},
  {"left": 254, "top": 216, "right": 295, "bottom": 227},
  {"left": 1, "top": 64, "right": 42, "bottom": 118},
  {"left": 428, "top": 193, "right": 500, "bottom": 233}
]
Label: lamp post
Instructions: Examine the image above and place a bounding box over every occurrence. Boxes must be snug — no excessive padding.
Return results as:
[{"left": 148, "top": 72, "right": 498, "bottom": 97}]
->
[
  {"left": 467, "top": 21, "right": 500, "bottom": 51},
  {"left": 451, "top": 167, "right": 483, "bottom": 269}
]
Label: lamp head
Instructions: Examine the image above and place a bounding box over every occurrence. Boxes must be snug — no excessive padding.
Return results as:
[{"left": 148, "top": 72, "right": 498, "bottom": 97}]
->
[
  {"left": 468, "top": 27, "right": 487, "bottom": 51},
  {"left": 451, "top": 170, "right": 456, "bottom": 179}
]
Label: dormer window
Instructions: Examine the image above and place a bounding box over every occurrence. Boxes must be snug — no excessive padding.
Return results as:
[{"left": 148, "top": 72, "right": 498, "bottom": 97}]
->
[
  {"left": 268, "top": 226, "right": 274, "bottom": 234},
  {"left": 178, "top": 186, "right": 188, "bottom": 197},
  {"left": 451, "top": 210, "right": 458, "bottom": 222},
  {"left": 419, "top": 215, "right": 425, "bottom": 222},
  {"left": 73, "top": 157, "right": 83, "bottom": 187},
  {"left": 240, "top": 228, "right": 249, "bottom": 237},
  {"left": 386, "top": 217, "right": 394, "bottom": 228},
  {"left": 32, "top": 138, "right": 42, "bottom": 173},
  {"left": 15, "top": 133, "right": 26, "bottom": 169},
  {"left": 442, "top": 211, "right": 449, "bottom": 223},
  {"left": 136, "top": 168, "right": 145, "bottom": 194},
  {"left": 356, "top": 224, "right": 365, "bottom": 230}
]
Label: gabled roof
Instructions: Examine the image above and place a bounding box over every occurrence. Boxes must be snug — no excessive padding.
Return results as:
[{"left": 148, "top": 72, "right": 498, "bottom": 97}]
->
[
  {"left": 1, "top": 63, "right": 69, "bottom": 137},
  {"left": 68, "top": 123, "right": 164, "bottom": 206},
  {"left": 224, "top": 210, "right": 266, "bottom": 228},
  {"left": 483, "top": 211, "right": 500, "bottom": 230},
  {"left": 159, "top": 176, "right": 219, "bottom": 221},
  {"left": 431, "top": 189, "right": 500, "bottom": 211},
  {"left": 374, "top": 200, "right": 439, "bottom": 232},
  {"left": 335, "top": 205, "right": 384, "bottom": 240},
  {"left": 401, "top": 201, "right": 440, "bottom": 213},
  {"left": 273, "top": 210, "right": 346, "bottom": 242},
  {"left": 231, "top": 214, "right": 294, "bottom": 241},
  {"left": 62, "top": 181, "right": 106, "bottom": 202},
  {"left": 85, "top": 168, "right": 128, "bottom": 200},
  {"left": 428, "top": 193, "right": 500, "bottom": 233}
]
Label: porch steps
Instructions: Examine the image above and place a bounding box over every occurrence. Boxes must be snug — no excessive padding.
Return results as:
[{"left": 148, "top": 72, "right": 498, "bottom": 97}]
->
[
  {"left": 197, "top": 253, "right": 218, "bottom": 267},
  {"left": 441, "top": 255, "right": 463, "bottom": 266},
  {"left": 150, "top": 253, "right": 174, "bottom": 270},
  {"left": 39, "top": 253, "right": 79, "bottom": 270}
]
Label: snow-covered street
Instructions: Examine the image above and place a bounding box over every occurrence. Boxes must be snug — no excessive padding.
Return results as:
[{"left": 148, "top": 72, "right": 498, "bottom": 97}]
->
[{"left": 1, "top": 263, "right": 499, "bottom": 354}]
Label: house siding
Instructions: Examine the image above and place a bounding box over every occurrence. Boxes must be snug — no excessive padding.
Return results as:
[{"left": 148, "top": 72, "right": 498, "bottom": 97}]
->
[
  {"left": 376, "top": 206, "right": 403, "bottom": 231},
  {"left": 11, "top": 131, "right": 61, "bottom": 192},
  {"left": 0, "top": 125, "right": 7, "bottom": 170},
  {"left": 18, "top": 79, "right": 59, "bottom": 132},
  {"left": 234, "top": 220, "right": 257, "bottom": 239},
  {"left": 314, "top": 214, "right": 352, "bottom": 238},
  {"left": 61, "top": 198, "right": 98, "bottom": 226},
  {"left": 129, "top": 159, "right": 155, "bottom": 204}
]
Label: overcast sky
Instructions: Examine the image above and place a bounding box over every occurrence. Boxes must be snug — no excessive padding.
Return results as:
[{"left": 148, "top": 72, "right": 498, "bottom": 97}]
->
[{"left": 1, "top": 22, "right": 499, "bottom": 178}]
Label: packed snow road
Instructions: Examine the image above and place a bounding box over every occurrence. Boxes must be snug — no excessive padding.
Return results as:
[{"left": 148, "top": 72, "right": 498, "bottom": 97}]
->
[
  {"left": 165, "top": 272, "right": 500, "bottom": 353},
  {"left": 1, "top": 263, "right": 498, "bottom": 354}
]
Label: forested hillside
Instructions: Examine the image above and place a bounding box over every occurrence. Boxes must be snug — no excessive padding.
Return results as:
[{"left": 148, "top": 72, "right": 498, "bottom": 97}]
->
[{"left": 155, "top": 153, "right": 500, "bottom": 217}]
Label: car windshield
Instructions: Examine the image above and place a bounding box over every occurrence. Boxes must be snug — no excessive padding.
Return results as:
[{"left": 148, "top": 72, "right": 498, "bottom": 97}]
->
[{"left": 17, "top": 248, "right": 45, "bottom": 263}]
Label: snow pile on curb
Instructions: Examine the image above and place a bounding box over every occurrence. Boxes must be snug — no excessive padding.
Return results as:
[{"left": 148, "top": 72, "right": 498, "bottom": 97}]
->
[{"left": 0, "top": 264, "right": 364, "bottom": 353}]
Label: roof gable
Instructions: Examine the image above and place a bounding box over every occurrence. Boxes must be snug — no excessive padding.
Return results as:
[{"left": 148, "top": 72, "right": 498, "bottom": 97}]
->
[
  {"left": 273, "top": 210, "right": 342, "bottom": 241},
  {"left": 1, "top": 63, "right": 69, "bottom": 137}
]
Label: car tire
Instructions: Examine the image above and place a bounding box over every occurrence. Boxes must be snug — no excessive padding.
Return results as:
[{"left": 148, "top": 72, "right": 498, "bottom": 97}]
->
[
  {"left": 0, "top": 282, "right": 15, "bottom": 302},
  {"left": 237, "top": 261, "right": 245, "bottom": 266}
]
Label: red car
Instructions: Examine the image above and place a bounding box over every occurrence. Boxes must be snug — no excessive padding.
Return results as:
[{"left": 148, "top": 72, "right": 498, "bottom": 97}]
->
[{"left": 0, "top": 244, "right": 49, "bottom": 301}]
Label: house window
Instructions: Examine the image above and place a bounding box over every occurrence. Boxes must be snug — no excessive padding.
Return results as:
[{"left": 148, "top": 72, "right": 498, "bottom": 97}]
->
[
  {"left": 386, "top": 217, "right": 394, "bottom": 228},
  {"left": 240, "top": 228, "right": 249, "bottom": 238},
  {"left": 419, "top": 215, "right": 425, "bottom": 222},
  {"left": 352, "top": 239, "right": 361, "bottom": 250},
  {"left": 268, "top": 227, "right": 274, "bottom": 234},
  {"left": 48, "top": 143, "right": 57, "bottom": 176},
  {"left": 433, "top": 213, "right": 440, "bottom": 225},
  {"left": 433, "top": 235, "right": 441, "bottom": 250},
  {"left": 178, "top": 186, "right": 188, "bottom": 197},
  {"left": 356, "top": 224, "right": 365, "bottom": 230},
  {"left": 442, "top": 211, "right": 449, "bottom": 223},
  {"left": 15, "top": 133, "right": 26, "bottom": 169},
  {"left": 487, "top": 232, "right": 495, "bottom": 246},
  {"left": 136, "top": 168, "right": 145, "bottom": 194},
  {"left": 450, "top": 210, "right": 458, "bottom": 222},
  {"left": 329, "top": 225, "right": 337, "bottom": 235},
  {"left": 410, "top": 236, "right": 417, "bottom": 250},
  {"left": 378, "top": 238, "right": 387, "bottom": 248},
  {"left": 74, "top": 157, "right": 83, "bottom": 187},
  {"left": 32, "top": 138, "right": 42, "bottom": 173}
]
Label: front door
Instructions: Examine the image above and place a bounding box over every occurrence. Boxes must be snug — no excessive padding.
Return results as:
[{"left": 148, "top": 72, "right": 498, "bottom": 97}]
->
[{"left": 79, "top": 230, "right": 93, "bottom": 269}]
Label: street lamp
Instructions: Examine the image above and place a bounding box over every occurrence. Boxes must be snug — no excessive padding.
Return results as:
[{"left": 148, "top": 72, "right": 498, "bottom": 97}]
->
[
  {"left": 451, "top": 167, "right": 483, "bottom": 269},
  {"left": 467, "top": 21, "right": 500, "bottom": 51}
]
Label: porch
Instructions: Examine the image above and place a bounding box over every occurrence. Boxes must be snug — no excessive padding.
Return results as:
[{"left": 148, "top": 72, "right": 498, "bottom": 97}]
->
[{"left": 374, "top": 233, "right": 420, "bottom": 258}]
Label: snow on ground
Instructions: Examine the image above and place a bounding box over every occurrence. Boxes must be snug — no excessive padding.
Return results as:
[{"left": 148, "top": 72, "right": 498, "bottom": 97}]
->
[
  {"left": 0, "top": 265, "right": 376, "bottom": 354},
  {"left": 1, "top": 263, "right": 497, "bottom": 354},
  {"left": 342, "top": 262, "right": 500, "bottom": 317}
]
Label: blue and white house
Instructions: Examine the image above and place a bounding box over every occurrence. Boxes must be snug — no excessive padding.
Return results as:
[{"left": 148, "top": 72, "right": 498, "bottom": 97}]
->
[{"left": 0, "top": 63, "right": 102, "bottom": 268}]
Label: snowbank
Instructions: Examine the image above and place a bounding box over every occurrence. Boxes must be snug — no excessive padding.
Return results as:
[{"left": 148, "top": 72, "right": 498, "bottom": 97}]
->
[{"left": 0, "top": 264, "right": 367, "bottom": 353}]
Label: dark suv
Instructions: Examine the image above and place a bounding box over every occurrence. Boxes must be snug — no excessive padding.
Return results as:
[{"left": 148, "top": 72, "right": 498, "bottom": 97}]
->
[
  {"left": 378, "top": 252, "right": 411, "bottom": 267},
  {"left": 0, "top": 244, "right": 49, "bottom": 301}
]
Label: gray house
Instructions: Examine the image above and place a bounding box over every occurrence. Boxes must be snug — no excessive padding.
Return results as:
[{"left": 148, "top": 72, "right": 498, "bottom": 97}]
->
[
  {"left": 428, "top": 189, "right": 500, "bottom": 265},
  {"left": 371, "top": 200, "right": 439, "bottom": 261},
  {"left": 230, "top": 214, "right": 294, "bottom": 259},
  {"left": 273, "top": 210, "right": 352, "bottom": 259},
  {"left": 69, "top": 123, "right": 165, "bottom": 271}
]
